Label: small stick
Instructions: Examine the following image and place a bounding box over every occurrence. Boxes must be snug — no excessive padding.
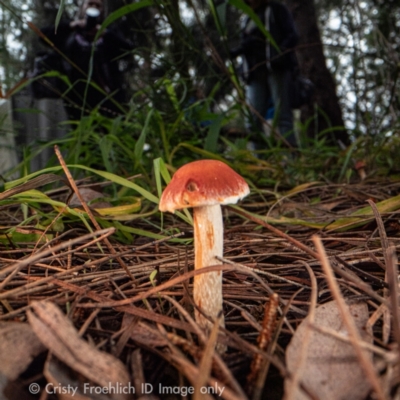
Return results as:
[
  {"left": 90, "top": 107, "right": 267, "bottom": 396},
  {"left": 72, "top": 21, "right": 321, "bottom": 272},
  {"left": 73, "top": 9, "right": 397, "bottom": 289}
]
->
[
  {"left": 54, "top": 145, "right": 136, "bottom": 283},
  {"left": 131, "top": 349, "right": 160, "bottom": 400},
  {"left": 131, "top": 231, "right": 186, "bottom": 252},
  {"left": 229, "top": 206, "right": 319, "bottom": 259},
  {"left": 367, "top": 199, "right": 393, "bottom": 344},
  {"left": 285, "top": 262, "right": 318, "bottom": 400},
  {"left": 78, "top": 309, "right": 101, "bottom": 337},
  {"left": 0, "top": 227, "right": 115, "bottom": 283},
  {"left": 330, "top": 261, "right": 387, "bottom": 305},
  {"left": 193, "top": 315, "right": 222, "bottom": 400},
  {"left": 367, "top": 199, "right": 389, "bottom": 255},
  {"left": 313, "top": 235, "right": 386, "bottom": 400},
  {"left": 163, "top": 294, "right": 247, "bottom": 399},
  {"left": 386, "top": 246, "right": 400, "bottom": 354}
]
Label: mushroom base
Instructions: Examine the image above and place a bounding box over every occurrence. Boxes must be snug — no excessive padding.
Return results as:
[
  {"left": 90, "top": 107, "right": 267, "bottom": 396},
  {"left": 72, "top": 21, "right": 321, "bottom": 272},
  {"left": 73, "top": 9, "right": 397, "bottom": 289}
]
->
[{"left": 193, "top": 204, "right": 224, "bottom": 331}]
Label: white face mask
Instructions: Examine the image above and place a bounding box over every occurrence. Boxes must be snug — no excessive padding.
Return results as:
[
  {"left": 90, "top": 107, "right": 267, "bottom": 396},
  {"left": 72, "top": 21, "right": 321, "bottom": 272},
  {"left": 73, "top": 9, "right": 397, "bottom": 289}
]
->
[
  {"left": 86, "top": 7, "right": 101, "bottom": 18},
  {"left": 85, "top": 7, "right": 101, "bottom": 30}
]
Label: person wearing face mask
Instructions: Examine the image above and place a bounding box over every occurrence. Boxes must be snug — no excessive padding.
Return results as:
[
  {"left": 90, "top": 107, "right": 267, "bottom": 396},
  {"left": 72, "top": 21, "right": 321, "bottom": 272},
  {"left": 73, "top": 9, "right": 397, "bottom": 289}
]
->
[
  {"left": 230, "top": 0, "right": 299, "bottom": 147},
  {"left": 39, "top": 0, "right": 134, "bottom": 120}
]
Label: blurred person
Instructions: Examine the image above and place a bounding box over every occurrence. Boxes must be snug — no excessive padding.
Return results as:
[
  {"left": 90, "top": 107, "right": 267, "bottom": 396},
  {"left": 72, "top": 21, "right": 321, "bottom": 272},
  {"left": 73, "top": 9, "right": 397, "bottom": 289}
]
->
[
  {"left": 39, "top": 0, "right": 134, "bottom": 120},
  {"left": 230, "top": 0, "right": 299, "bottom": 147}
]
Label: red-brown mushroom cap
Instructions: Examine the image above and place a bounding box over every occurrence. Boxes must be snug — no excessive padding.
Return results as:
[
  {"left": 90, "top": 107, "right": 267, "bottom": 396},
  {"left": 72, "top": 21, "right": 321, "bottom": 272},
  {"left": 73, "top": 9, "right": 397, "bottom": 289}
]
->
[{"left": 159, "top": 160, "right": 250, "bottom": 213}]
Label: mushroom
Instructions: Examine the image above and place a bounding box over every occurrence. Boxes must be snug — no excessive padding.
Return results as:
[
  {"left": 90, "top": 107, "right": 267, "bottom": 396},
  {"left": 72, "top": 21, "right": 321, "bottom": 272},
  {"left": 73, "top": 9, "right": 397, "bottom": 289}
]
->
[
  {"left": 159, "top": 160, "right": 250, "bottom": 332},
  {"left": 355, "top": 160, "right": 367, "bottom": 181}
]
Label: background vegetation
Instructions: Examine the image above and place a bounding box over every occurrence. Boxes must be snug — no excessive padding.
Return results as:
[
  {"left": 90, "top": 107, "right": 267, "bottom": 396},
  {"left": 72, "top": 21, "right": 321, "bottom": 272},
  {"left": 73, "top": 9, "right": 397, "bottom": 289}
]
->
[
  {"left": 0, "top": 0, "right": 399, "bottom": 188},
  {"left": 0, "top": 3, "right": 400, "bottom": 398}
]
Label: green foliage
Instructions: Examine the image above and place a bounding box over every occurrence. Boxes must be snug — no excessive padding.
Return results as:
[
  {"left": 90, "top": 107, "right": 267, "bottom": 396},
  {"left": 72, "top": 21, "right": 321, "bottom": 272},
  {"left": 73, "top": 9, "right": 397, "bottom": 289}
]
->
[
  {"left": 95, "top": 0, "right": 154, "bottom": 41},
  {"left": 318, "top": 0, "right": 400, "bottom": 136},
  {"left": 227, "top": 0, "right": 277, "bottom": 49},
  {"left": 3, "top": 91, "right": 400, "bottom": 244},
  {"left": 55, "top": 0, "right": 66, "bottom": 31},
  {"left": 2, "top": 0, "right": 400, "bottom": 244}
]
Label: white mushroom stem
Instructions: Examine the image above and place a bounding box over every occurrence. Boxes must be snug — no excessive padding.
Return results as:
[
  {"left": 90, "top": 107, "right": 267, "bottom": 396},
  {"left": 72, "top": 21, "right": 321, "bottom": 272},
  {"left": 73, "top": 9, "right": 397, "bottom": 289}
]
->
[{"left": 193, "top": 203, "right": 224, "bottom": 331}]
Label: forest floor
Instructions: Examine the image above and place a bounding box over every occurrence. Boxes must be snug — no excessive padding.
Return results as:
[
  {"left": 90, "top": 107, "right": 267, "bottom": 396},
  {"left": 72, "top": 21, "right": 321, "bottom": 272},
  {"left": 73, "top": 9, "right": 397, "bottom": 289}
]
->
[{"left": 0, "top": 176, "right": 399, "bottom": 399}]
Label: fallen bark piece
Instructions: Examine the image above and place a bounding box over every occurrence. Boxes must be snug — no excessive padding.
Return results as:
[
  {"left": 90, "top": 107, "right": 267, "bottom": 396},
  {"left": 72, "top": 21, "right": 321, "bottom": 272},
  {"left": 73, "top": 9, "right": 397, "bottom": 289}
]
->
[
  {"left": 284, "top": 300, "right": 373, "bottom": 400},
  {"left": 27, "top": 301, "right": 131, "bottom": 400}
]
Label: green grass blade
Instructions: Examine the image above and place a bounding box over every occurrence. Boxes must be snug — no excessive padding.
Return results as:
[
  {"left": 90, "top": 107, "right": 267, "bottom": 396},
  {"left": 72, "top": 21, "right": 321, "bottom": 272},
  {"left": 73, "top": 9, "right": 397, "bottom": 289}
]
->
[
  {"left": 172, "top": 143, "right": 232, "bottom": 166},
  {"left": 154, "top": 158, "right": 172, "bottom": 198},
  {"left": 207, "top": 0, "right": 225, "bottom": 37},
  {"left": 228, "top": 0, "right": 278, "bottom": 50},
  {"left": 135, "top": 109, "right": 153, "bottom": 167},
  {"left": 204, "top": 114, "right": 224, "bottom": 153},
  {"left": 3, "top": 165, "right": 159, "bottom": 204},
  {"left": 96, "top": 0, "right": 153, "bottom": 41},
  {"left": 54, "top": 0, "right": 66, "bottom": 32}
]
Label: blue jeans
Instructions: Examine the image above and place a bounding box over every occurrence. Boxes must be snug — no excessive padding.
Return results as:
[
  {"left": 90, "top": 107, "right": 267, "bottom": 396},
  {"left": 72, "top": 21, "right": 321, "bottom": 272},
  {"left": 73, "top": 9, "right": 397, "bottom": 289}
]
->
[{"left": 246, "top": 68, "right": 296, "bottom": 146}]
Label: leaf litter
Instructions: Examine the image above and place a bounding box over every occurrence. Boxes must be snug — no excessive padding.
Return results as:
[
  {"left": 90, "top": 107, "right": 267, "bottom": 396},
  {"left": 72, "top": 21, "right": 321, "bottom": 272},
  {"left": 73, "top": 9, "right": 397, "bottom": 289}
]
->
[{"left": 0, "top": 173, "right": 400, "bottom": 399}]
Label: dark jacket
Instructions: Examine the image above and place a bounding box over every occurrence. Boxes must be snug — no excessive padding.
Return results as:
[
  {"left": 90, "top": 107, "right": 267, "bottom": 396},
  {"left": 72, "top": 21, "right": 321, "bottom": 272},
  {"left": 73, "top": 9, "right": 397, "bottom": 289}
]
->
[
  {"left": 40, "top": 20, "right": 134, "bottom": 117},
  {"left": 231, "top": 1, "right": 298, "bottom": 81}
]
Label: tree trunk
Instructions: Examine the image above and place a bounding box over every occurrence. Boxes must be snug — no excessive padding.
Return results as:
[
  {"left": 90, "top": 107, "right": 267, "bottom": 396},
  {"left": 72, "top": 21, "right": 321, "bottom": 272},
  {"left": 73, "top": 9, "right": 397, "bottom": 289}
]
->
[{"left": 285, "top": 0, "right": 350, "bottom": 146}]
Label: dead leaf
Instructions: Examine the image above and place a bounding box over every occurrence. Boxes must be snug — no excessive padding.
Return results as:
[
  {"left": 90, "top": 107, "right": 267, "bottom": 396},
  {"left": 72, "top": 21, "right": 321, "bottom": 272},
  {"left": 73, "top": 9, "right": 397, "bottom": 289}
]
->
[
  {"left": 284, "top": 300, "right": 373, "bottom": 400},
  {"left": 44, "top": 355, "right": 109, "bottom": 400},
  {"left": 69, "top": 188, "right": 110, "bottom": 208},
  {"left": 0, "top": 322, "right": 45, "bottom": 380},
  {"left": 27, "top": 301, "right": 131, "bottom": 400}
]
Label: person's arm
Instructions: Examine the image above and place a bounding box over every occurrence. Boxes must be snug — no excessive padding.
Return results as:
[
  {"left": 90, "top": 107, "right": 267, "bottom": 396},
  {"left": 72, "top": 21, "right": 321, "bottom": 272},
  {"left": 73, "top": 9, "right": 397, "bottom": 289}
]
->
[
  {"left": 276, "top": 4, "right": 299, "bottom": 50},
  {"left": 230, "top": 35, "right": 260, "bottom": 57},
  {"left": 230, "top": 17, "right": 262, "bottom": 58},
  {"left": 40, "top": 19, "right": 73, "bottom": 49},
  {"left": 102, "top": 27, "right": 135, "bottom": 59}
]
